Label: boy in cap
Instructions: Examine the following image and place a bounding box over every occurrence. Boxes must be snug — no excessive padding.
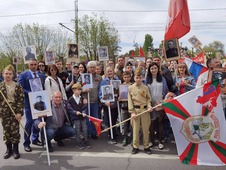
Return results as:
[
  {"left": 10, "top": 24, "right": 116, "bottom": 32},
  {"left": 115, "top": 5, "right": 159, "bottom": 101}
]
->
[
  {"left": 128, "top": 67, "right": 153, "bottom": 155},
  {"left": 67, "top": 83, "right": 91, "bottom": 149}
]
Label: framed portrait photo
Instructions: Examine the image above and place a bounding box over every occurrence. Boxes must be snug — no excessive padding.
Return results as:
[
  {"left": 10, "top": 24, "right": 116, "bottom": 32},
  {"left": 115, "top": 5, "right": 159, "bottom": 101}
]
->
[
  {"left": 188, "top": 35, "right": 202, "bottom": 49},
  {"left": 101, "top": 85, "right": 114, "bottom": 103},
  {"left": 208, "top": 68, "right": 226, "bottom": 94},
  {"left": 163, "top": 38, "right": 181, "bottom": 62},
  {"left": 98, "top": 46, "right": 109, "bottom": 61},
  {"left": 68, "top": 44, "right": 78, "bottom": 58},
  {"left": 82, "top": 73, "right": 93, "bottom": 89},
  {"left": 29, "top": 78, "right": 43, "bottom": 92},
  {"left": 110, "top": 80, "right": 121, "bottom": 97},
  {"left": 45, "top": 51, "right": 55, "bottom": 65},
  {"left": 119, "top": 84, "right": 129, "bottom": 101},
  {"left": 23, "top": 45, "right": 36, "bottom": 64},
  {"left": 28, "top": 90, "right": 52, "bottom": 119},
  {"left": 13, "top": 56, "right": 22, "bottom": 64}
]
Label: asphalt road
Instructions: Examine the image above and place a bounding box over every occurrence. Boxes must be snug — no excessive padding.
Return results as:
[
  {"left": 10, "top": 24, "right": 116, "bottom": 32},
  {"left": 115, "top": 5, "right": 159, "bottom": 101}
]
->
[{"left": 0, "top": 117, "right": 225, "bottom": 170}]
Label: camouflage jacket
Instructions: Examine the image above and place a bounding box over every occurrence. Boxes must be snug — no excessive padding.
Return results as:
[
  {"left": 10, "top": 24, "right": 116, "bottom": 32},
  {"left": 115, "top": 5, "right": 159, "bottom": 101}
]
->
[{"left": 0, "top": 82, "right": 24, "bottom": 118}]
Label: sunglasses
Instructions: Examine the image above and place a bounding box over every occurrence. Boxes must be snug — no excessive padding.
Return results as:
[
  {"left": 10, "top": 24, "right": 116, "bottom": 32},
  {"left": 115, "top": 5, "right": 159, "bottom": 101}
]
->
[{"left": 39, "top": 65, "right": 45, "bottom": 67}]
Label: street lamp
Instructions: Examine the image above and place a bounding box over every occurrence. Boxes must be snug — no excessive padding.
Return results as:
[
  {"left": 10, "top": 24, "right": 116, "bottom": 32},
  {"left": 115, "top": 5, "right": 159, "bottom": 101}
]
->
[{"left": 59, "top": 23, "right": 75, "bottom": 34}]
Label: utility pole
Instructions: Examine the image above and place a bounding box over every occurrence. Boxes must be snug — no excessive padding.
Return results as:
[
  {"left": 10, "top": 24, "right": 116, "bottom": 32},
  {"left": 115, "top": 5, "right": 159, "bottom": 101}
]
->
[{"left": 75, "top": 0, "right": 78, "bottom": 44}]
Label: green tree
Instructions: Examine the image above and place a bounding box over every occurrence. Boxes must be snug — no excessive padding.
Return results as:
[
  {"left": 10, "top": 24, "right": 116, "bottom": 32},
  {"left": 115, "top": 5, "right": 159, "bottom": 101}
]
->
[
  {"left": 0, "top": 23, "right": 72, "bottom": 70},
  {"left": 142, "top": 34, "right": 153, "bottom": 56},
  {"left": 78, "top": 14, "right": 120, "bottom": 61},
  {"left": 203, "top": 40, "right": 225, "bottom": 58}
]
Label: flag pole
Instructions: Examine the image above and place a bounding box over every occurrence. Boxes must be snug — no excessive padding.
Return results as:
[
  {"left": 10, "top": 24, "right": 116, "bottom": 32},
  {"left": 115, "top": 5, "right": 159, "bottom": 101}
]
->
[
  {"left": 41, "top": 117, "right": 51, "bottom": 166},
  {"left": 0, "top": 90, "right": 29, "bottom": 136},
  {"left": 88, "top": 92, "right": 90, "bottom": 116},
  {"left": 117, "top": 101, "right": 122, "bottom": 133},
  {"left": 107, "top": 106, "right": 114, "bottom": 139},
  {"left": 102, "top": 104, "right": 161, "bottom": 133}
]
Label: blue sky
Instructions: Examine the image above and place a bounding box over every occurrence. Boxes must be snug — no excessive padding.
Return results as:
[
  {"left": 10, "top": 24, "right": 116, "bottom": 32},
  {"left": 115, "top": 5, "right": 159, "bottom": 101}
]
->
[{"left": 0, "top": 0, "right": 226, "bottom": 54}]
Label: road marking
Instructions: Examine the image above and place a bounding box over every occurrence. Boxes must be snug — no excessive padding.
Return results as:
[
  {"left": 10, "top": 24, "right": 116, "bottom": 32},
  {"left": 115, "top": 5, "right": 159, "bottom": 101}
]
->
[{"left": 40, "top": 151, "right": 178, "bottom": 160}]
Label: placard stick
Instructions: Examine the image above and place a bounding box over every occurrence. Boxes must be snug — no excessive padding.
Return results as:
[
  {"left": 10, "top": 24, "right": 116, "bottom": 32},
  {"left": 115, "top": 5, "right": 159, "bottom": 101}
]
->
[
  {"left": 117, "top": 101, "right": 122, "bottom": 133},
  {"left": 108, "top": 106, "right": 113, "bottom": 139}
]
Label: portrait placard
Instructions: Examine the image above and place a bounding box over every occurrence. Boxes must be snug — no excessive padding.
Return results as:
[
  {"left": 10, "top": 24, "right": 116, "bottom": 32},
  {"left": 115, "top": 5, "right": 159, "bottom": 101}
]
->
[
  {"left": 119, "top": 84, "right": 129, "bottom": 101},
  {"left": 188, "top": 35, "right": 202, "bottom": 49},
  {"left": 163, "top": 38, "right": 181, "bottom": 62},
  {"left": 13, "top": 56, "right": 22, "bottom": 64},
  {"left": 45, "top": 51, "right": 55, "bottom": 65},
  {"left": 29, "top": 78, "right": 43, "bottom": 92},
  {"left": 28, "top": 90, "right": 52, "bottom": 119},
  {"left": 208, "top": 68, "right": 226, "bottom": 94},
  {"left": 101, "top": 85, "right": 114, "bottom": 103},
  {"left": 98, "top": 46, "right": 109, "bottom": 61},
  {"left": 110, "top": 80, "right": 121, "bottom": 97},
  {"left": 82, "top": 73, "right": 93, "bottom": 89},
  {"left": 23, "top": 45, "right": 36, "bottom": 64},
  {"left": 68, "top": 44, "right": 78, "bottom": 58}
]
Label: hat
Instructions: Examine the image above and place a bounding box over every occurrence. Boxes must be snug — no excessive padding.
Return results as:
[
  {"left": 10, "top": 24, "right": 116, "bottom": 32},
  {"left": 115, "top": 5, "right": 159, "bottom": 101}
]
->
[
  {"left": 73, "top": 64, "right": 79, "bottom": 68},
  {"left": 72, "top": 83, "right": 82, "bottom": 89},
  {"left": 126, "top": 61, "right": 133, "bottom": 67}
]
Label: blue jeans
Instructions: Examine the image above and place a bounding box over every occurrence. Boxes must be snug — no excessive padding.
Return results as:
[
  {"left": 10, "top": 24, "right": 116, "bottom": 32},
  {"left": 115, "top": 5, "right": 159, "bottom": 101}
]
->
[
  {"left": 89, "top": 103, "right": 99, "bottom": 118},
  {"left": 23, "top": 107, "right": 40, "bottom": 147},
  {"left": 46, "top": 124, "right": 75, "bottom": 142}
]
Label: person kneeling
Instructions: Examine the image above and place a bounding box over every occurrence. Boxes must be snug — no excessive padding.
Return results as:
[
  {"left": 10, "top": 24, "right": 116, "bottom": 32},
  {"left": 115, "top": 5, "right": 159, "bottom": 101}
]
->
[{"left": 35, "top": 91, "right": 75, "bottom": 152}]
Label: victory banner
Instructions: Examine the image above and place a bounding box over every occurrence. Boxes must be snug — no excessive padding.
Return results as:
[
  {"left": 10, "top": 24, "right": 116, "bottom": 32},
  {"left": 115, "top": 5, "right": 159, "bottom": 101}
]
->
[{"left": 162, "top": 81, "right": 226, "bottom": 166}]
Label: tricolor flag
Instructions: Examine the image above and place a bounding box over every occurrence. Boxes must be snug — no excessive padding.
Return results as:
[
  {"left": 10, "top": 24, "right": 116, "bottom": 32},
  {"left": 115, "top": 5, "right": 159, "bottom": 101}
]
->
[
  {"left": 162, "top": 81, "right": 226, "bottom": 165},
  {"left": 165, "top": 0, "right": 190, "bottom": 40},
  {"left": 185, "top": 58, "right": 208, "bottom": 82}
]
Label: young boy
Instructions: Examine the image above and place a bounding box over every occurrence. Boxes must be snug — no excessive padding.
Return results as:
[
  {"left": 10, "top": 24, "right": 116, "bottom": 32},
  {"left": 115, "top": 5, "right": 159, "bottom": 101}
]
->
[
  {"left": 67, "top": 83, "right": 91, "bottom": 150},
  {"left": 120, "top": 71, "right": 132, "bottom": 146},
  {"left": 128, "top": 67, "right": 153, "bottom": 155}
]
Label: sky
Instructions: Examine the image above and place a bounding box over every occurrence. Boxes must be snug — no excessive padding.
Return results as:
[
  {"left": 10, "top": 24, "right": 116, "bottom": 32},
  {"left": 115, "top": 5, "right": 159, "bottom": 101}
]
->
[{"left": 0, "top": 0, "right": 226, "bottom": 55}]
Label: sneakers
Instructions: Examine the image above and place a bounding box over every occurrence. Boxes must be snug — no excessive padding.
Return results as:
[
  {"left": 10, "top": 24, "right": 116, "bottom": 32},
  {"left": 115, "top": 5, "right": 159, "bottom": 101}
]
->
[
  {"left": 84, "top": 141, "right": 92, "bottom": 148},
  {"left": 144, "top": 148, "right": 152, "bottom": 155},
  {"left": 76, "top": 142, "right": 85, "bottom": 150},
  {"left": 132, "top": 148, "right": 139, "bottom": 154},
  {"left": 158, "top": 143, "right": 164, "bottom": 150},
  {"left": 108, "top": 139, "right": 117, "bottom": 144},
  {"left": 32, "top": 140, "right": 43, "bottom": 146}
]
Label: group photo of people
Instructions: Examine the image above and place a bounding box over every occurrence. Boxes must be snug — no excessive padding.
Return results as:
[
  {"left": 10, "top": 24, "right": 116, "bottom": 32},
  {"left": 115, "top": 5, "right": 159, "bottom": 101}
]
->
[{"left": 0, "top": 52, "right": 225, "bottom": 160}]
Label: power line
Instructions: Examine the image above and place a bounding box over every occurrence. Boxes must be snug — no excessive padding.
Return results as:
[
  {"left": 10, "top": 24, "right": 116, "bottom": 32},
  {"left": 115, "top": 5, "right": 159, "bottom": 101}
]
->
[{"left": 1, "top": 7, "right": 226, "bottom": 18}]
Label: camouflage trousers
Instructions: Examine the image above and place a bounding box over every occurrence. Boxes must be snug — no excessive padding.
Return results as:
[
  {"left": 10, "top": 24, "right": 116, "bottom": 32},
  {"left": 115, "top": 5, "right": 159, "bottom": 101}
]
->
[{"left": 1, "top": 115, "right": 20, "bottom": 144}]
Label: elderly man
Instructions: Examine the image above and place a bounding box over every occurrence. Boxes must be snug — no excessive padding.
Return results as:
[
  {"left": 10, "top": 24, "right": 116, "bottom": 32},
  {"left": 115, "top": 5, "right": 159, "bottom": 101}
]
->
[{"left": 35, "top": 91, "right": 75, "bottom": 152}]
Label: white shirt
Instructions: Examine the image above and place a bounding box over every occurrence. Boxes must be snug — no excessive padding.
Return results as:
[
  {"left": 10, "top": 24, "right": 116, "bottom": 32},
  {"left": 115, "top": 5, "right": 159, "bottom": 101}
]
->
[{"left": 73, "top": 94, "right": 81, "bottom": 105}]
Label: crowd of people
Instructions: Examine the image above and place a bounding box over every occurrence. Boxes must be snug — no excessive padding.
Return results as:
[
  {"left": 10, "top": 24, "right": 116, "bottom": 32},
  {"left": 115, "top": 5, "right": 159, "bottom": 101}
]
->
[{"left": 0, "top": 55, "right": 225, "bottom": 159}]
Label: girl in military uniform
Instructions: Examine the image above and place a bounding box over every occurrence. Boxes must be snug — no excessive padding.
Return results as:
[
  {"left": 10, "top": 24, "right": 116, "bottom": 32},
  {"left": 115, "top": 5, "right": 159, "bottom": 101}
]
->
[{"left": 0, "top": 65, "right": 24, "bottom": 159}]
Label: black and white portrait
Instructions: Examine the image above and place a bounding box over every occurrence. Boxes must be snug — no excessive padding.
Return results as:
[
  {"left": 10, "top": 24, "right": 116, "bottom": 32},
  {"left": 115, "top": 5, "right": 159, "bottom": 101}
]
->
[
  {"left": 45, "top": 51, "right": 55, "bottom": 65},
  {"left": 98, "top": 46, "right": 109, "bottom": 61},
  {"left": 23, "top": 45, "right": 36, "bottom": 64},
  {"left": 82, "top": 73, "right": 93, "bottom": 89},
  {"left": 68, "top": 44, "right": 78, "bottom": 58},
  {"left": 29, "top": 90, "right": 52, "bottom": 119},
  {"left": 111, "top": 80, "right": 121, "bottom": 97},
  {"left": 188, "top": 36, "right": 202, "bottom": 49},
  {"left": 29, "top": 78, "right": 43, "bottom": 92},
  {"left": 34, "top": 95, "right": 47, "bottom": 111},
  {"left": 163, "top": 38, "right": 181, "bottom": 61},
  {"left": 208, "top": 68, "right": 226, "bottom": 94},
  {"left": 102, "top": 85, "right": 114, "bottom": 102},
  {"left": 119, "top": 84, "right": 129, "bottom": 101}
]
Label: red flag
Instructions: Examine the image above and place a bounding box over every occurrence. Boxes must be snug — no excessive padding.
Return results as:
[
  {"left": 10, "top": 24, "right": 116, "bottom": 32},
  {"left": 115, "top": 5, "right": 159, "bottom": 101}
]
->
[
  {"left": 131, "top": 50, "right": 134, "bottom": 57},
  {"left": 191, "top": 52, "right": 205, "bottom": 64},
  {"left": 165, "top": 0, "right": 190, "bottom": 40},
  {"left": 87, "top": 116, "right": 102, "bottom": 136},
  {"left": 139, "top": 47, "right": 145, "bottom": 56}
]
